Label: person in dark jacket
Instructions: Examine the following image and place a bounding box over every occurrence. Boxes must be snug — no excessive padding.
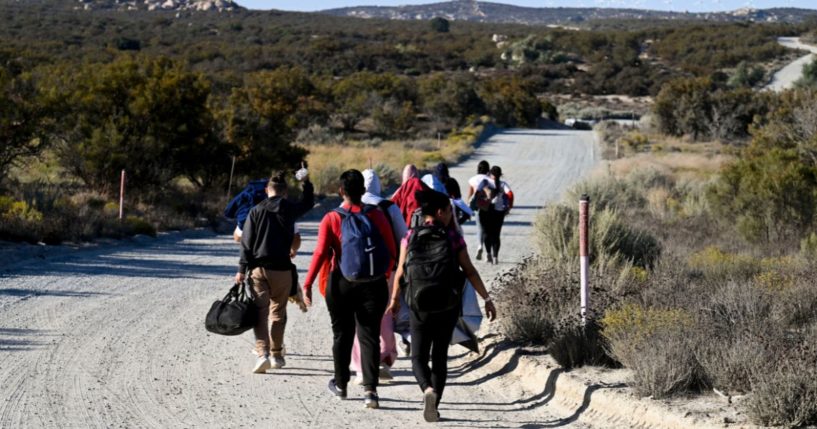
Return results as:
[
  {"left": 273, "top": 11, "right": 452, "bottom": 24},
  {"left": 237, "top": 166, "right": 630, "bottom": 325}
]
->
[{"left": 236, "top": 170, "right": 314, "bottom": 373}]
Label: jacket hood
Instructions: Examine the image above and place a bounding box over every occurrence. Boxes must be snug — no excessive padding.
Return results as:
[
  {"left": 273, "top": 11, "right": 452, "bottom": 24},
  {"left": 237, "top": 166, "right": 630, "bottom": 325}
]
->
[{"left": 363, "top": 169, "right": 382, "bottom": 196}]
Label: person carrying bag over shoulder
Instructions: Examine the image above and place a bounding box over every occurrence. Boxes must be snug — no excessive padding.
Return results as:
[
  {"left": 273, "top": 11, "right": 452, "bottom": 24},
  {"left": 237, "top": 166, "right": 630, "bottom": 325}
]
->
[{"left": 386, "top": 189, "right": 496, "bottom": 423}]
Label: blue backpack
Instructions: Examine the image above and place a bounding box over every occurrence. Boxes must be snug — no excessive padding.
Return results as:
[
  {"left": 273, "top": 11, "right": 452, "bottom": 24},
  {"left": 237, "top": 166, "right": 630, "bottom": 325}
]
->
[{"left": 333, "top": 205, "right": 390, "bottom": 282}]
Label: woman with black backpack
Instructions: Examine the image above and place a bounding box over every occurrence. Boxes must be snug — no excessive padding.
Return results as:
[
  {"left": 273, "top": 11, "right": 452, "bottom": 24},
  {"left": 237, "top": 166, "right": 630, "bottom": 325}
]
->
[{"left": 386, "top": 189, "right": 497, "bottom": 423}]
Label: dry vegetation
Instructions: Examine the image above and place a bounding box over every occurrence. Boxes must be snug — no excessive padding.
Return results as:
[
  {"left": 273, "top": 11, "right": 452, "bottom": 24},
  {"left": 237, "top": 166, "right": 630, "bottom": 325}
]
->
[{"left": 497, "top": 92, "right": 817, "bottom": 426}]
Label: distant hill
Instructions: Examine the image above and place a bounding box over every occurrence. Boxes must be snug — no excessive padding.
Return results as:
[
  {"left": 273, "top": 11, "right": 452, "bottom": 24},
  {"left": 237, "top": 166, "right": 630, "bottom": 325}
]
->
[
  {"left": 74, "top": 0, "right": 242, "bottom": 12},
  {"left": 320, "top": 1, "right": 817, "bottom": 26}
]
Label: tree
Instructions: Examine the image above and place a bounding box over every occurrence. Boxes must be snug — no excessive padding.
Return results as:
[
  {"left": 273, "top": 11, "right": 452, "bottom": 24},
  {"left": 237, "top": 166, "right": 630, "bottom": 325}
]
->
[
  {"left": 708, "top": 89, "right": 817, "bottom": 244},
  {"left": 417, "top": 72, "right": 483, "bottom": 124},
  {"left": 223, "top": 68, "right": 312, "bottom": 181},
  {"left": 51, "top": 57, "right": 216, "bottom": 195},
  {"left": 430, "top": 17, "right": 449, "bottom": 33},
  {"left": 0, "top": 68, "right": 47, "bottom": 182},
  {"left": 478, "top": 75, "right": 542, "bottom": 127}
]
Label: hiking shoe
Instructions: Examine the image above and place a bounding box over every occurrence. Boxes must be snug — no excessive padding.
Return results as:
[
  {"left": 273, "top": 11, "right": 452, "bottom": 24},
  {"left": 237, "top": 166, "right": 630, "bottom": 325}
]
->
[
  {"left": 327, "top": 379, "right": 347, "bottom": 400},
  {"left": 379, "top": 364, "right": 393, "bottom": 380},
  {"left": 476, "top": 248, "right": 483, "bottom": 261},
  {"left": 270, "top": 356, "right": 286, "bottom": 369},
  {"left": 398, "top": 339, "right": 411, "bottom": 357},
  {"left": 253, "top": 356, "right": 271, "bottom": 374},
  {"left": 486, "top": 253, "right": 493, "bottom": 264},
  {"left": 364, "top": 391, "right": 380, "bottom": 409},
  {"left": 423, "top": 389, "right": 439, "bottom": 422}
]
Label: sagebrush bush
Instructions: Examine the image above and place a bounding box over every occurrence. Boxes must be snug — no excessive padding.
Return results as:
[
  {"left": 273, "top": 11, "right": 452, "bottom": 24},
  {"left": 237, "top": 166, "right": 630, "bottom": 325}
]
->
[
  {"left": 495, "top": 256, "right": 624, "bottom": 368},
  {"left": 0, "top": 195, "right": 44, "bottom": 242},
  {"left": 534, "top": 204, "right": 660, "bottom": 270},
  {"left": 602, "top": 304, "right": 705, "bottom": 398},
  {"left": 746, "top": 343, "right": 817, "bottom": 427}
]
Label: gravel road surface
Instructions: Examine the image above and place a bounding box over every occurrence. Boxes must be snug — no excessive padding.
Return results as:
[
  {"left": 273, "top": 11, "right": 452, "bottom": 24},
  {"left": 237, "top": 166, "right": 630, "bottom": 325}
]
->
[
  {"left": 0, "top": 129, "right": 597, "bottom": 428},
  {"left": 766, "top": 37, "right": 817, "bottom": 92}
]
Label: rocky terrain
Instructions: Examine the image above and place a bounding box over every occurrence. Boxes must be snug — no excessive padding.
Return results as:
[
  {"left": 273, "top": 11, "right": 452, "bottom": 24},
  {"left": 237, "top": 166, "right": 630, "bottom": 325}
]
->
[
  {"left": 73, "top": 0, "right": 241, "bottom": 12},
  {"left": 321, "top": 0, "right": 817, "bottom": 26}
]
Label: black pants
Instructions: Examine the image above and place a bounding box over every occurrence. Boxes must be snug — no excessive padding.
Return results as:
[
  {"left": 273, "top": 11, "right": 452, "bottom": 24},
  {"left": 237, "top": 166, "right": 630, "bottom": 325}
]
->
[
  {"left": 325, "top": 270, "right": 388, "bottom": 391},
  {"left": 479, "top": 208, "right": 507, "bottom": 258},
  {"left": 410, "top": 307, "right": 459, "bottom": 405}
]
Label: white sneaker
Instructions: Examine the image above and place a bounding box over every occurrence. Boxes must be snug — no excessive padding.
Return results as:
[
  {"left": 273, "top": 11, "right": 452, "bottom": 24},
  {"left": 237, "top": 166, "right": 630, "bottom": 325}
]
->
[
  {"left": 270, "top": 356, "right": 286, "bottom": 369},
  {"left": 379, "top": 364, "right": 393, "bottom": 380},
  {"left": 253, "top": 356, "right": 271, "bottom": 374}
]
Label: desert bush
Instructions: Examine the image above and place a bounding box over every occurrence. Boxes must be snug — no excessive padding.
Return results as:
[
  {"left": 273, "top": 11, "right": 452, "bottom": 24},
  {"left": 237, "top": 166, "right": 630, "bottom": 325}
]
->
[
  {"left": 0, "top": 195, "right": 44, "bottom": 242},
  {"left": 687, "top": 246, "right": 760, "bottom": 280},
  {"left": 535, "top": 204, "right": 660, "bottom": 271},
  {"left": 313, "top": 164, "right": 343, "bottom": 195},
  {"left": 495, "top": 256, "right": 623, "bottom": 369},
  {"left": 602, "top": 304, "right": 705, "bottom": 398},
  {"left": 124, "top": 215, "right": 156, "bottom": 237},
  {"left": 746, "top": 344, "right": 817, "bottom": 427}
]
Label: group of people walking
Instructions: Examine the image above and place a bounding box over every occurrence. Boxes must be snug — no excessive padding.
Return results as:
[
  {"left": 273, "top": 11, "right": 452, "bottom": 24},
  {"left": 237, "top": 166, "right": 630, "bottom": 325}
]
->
[{"left": 230, "top": 160, "right": 510, "bottom": 422}]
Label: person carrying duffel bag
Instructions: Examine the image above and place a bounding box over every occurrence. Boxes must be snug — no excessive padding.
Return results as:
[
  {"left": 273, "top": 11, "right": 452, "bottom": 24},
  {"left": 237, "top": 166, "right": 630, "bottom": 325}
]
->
[{"left": 235, "top": 169, "right": 313, "bottom": 374}]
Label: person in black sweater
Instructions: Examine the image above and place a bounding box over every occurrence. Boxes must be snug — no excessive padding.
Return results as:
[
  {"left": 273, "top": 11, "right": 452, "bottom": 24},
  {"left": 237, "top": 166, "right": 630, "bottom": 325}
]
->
[{"left": 236, "top": 170, "right": 313, "bottom": 373}]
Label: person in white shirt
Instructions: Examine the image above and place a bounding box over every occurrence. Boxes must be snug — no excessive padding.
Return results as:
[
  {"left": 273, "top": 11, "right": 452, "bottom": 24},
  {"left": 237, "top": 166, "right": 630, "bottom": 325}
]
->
[
  {"left": 467, "top": 160, "right": 490, "bottom": 260},
  {"left": 475, "top": 166, "right": 514, "bottom": 264}
]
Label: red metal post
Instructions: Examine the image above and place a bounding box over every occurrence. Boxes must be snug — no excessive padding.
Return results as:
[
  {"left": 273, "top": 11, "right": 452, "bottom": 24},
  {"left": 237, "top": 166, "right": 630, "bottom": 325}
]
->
[{"left": 579, "top": 194, "right": 590, "bottom": 325}]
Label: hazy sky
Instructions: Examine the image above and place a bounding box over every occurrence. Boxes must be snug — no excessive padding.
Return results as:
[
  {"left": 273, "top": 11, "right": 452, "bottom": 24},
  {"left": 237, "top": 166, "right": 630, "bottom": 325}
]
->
[{"left": 238, "top": 0, "right": 816, "bottom": 13}]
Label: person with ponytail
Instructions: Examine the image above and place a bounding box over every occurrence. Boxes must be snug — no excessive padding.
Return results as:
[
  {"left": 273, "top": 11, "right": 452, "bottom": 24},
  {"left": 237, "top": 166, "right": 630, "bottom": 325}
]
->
[
  {"left": 302, "top": 169, "right": 397, "bottom": 409},
  {"left": 386, "top": 189, "right": 496, "bottom": 422},
  {"left": 475, "top": 165, "right": 513, "bottom": 264}
]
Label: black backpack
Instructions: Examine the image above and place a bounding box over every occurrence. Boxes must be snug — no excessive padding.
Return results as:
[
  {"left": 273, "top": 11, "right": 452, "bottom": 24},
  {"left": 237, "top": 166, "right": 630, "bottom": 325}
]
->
[
  {"left": 205, "top": 282, "right": 257, "bottom": 336},
  {"left": 404, "top": 225, "right": 463, "bottom": 313}
]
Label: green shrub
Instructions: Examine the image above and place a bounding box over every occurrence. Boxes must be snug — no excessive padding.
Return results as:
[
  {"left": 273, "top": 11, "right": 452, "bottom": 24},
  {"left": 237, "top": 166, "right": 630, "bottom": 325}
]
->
[
  {"left": 124, "top": 215, "right": 156, "bottom": 237},
  {"left": 0, "top": 195, "right": 43, "bottom": 242}
]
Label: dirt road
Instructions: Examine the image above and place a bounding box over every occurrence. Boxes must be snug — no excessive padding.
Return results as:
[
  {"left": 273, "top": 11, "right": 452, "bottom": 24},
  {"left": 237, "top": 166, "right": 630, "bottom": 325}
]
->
[
  {"left": 766, "top": 37, "right": 817, "bottom": 92},
  {"left": 0, "top": 129, "right": 597, "bottom": 428}
]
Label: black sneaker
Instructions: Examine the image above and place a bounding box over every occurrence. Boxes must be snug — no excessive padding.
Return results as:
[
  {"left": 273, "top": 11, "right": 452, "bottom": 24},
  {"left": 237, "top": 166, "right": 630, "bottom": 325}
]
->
[
  {"left": 364, "top": 391, "right": 379, "bottom": 409},
  {"left": 327, "top": 379, "right": 347, "bottom": 400},
  {"left": 476, "top": 248, "right": 483, "bottom": 261}
]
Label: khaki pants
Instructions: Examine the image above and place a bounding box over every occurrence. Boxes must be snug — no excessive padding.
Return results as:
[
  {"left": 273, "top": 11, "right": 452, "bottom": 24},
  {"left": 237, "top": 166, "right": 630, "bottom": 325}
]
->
[{"left": 250, "top": 268, "right": 292, "bottom": 358}]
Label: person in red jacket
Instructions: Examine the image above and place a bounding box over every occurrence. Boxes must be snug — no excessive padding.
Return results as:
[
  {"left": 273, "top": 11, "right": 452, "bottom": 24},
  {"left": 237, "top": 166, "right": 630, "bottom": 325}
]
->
[{"left": 303, "top": 169, "right": 396, "bottom": 409}]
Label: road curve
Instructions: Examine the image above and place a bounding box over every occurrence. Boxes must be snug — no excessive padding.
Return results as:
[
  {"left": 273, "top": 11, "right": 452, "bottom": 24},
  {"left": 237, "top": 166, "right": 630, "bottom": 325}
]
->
[
  {"left": 766, "top": 37, "right": 817, "bottom": 92},
  {"left": 0, "top": 129, "right": 597, "bottom": 428}
]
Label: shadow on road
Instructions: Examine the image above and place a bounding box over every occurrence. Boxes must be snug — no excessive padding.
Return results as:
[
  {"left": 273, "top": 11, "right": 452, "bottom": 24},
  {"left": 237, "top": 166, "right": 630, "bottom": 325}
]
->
[{"left": 0, "top": 328, "right": 55, "bottom": 352}]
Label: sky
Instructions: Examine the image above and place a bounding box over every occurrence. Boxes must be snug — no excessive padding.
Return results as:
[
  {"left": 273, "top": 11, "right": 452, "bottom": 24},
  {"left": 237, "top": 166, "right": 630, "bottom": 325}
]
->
[{"left": 237, "top": 0, "right": 817, "bottom": 13}]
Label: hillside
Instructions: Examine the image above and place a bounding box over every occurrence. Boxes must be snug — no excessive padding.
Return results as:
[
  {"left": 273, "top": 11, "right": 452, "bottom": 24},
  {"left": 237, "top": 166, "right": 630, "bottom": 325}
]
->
[
  {"left": 71, "top": 0, "right": 241, "bottom": 11},
  {"left": 321, "top": 0, "right": 817, "bottom": 26}
]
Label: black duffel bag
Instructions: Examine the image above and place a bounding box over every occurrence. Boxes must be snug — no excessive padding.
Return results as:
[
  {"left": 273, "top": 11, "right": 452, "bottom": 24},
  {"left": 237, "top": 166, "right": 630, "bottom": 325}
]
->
[{"left": 205, "top": 281, "right": 257, "bottom": 336}]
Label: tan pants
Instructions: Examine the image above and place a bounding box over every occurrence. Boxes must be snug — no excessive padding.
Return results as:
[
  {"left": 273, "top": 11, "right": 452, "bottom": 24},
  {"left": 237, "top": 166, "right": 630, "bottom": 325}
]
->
[{"left": 250, "top": 268, "right": 292, "bottom": 358}]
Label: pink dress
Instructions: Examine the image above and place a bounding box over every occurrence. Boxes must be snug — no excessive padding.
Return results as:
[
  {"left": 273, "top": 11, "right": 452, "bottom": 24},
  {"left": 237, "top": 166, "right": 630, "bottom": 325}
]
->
[{"left": 351, "top": 275, "right": 398, "bottom": 372}]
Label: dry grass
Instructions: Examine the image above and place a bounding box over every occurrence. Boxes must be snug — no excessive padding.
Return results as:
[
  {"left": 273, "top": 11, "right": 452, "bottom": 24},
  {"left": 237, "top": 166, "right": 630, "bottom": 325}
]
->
[{"left": 305, "top": 123, "right": 485, "bottom": 194}]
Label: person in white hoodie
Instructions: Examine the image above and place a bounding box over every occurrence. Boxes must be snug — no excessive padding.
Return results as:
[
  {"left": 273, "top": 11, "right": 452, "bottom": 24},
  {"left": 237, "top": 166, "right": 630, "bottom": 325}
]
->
[{"left": 348, "top": 169, "right": 410, "bottom": 382}]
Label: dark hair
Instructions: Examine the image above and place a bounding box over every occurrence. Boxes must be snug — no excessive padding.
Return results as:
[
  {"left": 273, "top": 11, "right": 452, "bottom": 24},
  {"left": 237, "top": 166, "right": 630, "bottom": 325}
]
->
[
  {"left": 433, "top": 163, "right": 449, "bottom": 182},
  {"left": 340, "top": 169, "right": 365, "bottom": 204},
  {"left": 490, "top": 165, "right": 502, "bottom": 194},
  {"left": 444, "top": 177, "right": 462, "bottom": 200},
  {"left": 415, "top": 189, "right": 450, "bottom": 216},
  {"left": 477, "top": 160, "right": 490, "bottom": 175},
  {"left": 268, "top": 171, "right": 288, "bottom": 194}
]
